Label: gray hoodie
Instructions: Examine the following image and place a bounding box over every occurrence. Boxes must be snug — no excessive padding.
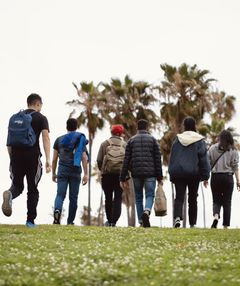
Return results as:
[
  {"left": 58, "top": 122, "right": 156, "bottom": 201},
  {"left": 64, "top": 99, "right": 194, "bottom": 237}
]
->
[{"left": 208, "top": 143, "right": 239, "bottom": 173}]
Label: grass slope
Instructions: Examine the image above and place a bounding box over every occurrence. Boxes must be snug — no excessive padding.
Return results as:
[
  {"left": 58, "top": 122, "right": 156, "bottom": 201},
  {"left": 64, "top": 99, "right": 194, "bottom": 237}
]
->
[{"left": 0, "top": 225, "right": 240, "bottom": 286}]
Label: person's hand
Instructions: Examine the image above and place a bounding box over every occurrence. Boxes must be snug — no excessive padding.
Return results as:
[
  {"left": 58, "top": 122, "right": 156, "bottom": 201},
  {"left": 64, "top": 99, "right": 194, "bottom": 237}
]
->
[
  {"left": 120, "top": 181, "right": 124, "bottom": 189},
  {"left": 120, "top": 181, "right": 129, "bottom": 190},
  {"left": 237, "top": 182, "right": 240, "bottom": 191},
  {"left": 52, "top": 174, "right": 57, "bottom": 183},
  {"left": 82, "top": 174, "right": 88, "bottom": 185},
  {"left": 203, "top": 180, "right": 208, "bottom": 188},
  {"left": 46, "top": 161, "right": 52, "bottom": 173},
  {"left": 157, "top": 179, "right": 163, "bottom": 186}
]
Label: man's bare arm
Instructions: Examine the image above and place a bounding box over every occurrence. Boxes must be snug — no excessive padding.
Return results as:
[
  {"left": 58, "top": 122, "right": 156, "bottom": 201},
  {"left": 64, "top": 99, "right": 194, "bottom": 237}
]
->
[
  {"left": 52, "top": 149, "right": 58, "bottom": 182},
  {"left": 82, "top": 152, "right": 88, "bottom": 185},
  {"left": 42, "top": 129, "right": 51, "bottom": 173}
]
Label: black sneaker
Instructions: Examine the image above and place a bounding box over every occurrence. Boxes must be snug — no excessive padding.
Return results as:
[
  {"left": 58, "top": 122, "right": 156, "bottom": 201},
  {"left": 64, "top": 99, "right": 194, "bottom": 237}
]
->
[
  {"left": 2, "top": 190, "right": 12, "bottom": 217},
  {"left": 53, "top": 209, "right": 61, "bottom": 224},
  {"left": 141, "top": 211, "right": 150, "bottom": 228},
  {"left": 211, "top": 219, "right": 218, "bottom": 228},
  {"left": 174, "top": 218, "right": 181, "bottom": 228}
]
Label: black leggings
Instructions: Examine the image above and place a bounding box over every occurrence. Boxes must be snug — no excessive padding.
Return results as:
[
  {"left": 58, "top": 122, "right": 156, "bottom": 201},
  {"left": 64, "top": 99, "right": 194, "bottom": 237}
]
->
[
  {"left": 210, "top": 173, "right": 234, "bottom": 226},
  {"left": 101, "top": 174, "right": 123, "bottom": 224},
  {"left": 174, "top": 178, "right": 200, "bottom": 226}
]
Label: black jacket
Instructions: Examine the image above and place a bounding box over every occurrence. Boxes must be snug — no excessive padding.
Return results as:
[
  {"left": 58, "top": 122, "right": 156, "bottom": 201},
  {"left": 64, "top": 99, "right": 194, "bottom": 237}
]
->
[
  {"left": 120, "top": 130, "right": 163, "bottom": 181},
  {"left": 168, "top": 133, "right": 210, "bottom": 182}
]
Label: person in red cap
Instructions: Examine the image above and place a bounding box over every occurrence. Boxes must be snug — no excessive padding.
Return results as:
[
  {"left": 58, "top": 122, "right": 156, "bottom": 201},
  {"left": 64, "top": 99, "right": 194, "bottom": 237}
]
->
[{"left": 97, "top": 124, "right": 126, "bottom": 226}]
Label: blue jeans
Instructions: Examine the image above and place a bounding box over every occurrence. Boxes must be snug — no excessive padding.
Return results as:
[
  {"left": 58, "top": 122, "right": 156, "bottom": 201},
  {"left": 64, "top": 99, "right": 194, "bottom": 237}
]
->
[
  {"left": 54, "top": 175, "right": 81, "bottom": 224},
  {"left": 132, "top": 177, "right": 156, "bottom": 224}
]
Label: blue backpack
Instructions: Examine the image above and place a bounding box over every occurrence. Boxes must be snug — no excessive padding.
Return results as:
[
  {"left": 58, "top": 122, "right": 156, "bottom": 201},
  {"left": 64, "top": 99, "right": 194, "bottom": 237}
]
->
[{"left": 7, "top": 110, "right": 36, "bottom": 147}]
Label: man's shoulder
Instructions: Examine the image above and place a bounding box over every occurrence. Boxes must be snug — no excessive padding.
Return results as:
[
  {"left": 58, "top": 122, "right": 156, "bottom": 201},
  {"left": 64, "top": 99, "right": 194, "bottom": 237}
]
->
[
  {"left": 54, "top": 134, "right": 66, "bottom": 145},
  {"left": 100, "top": 139, "right": 110, "bottom": 147},
  {"left": 131, "top": 132, "right": 155, "bottom": 141},
  {"left": 25, "top": 109, "right": 48, "bottom": 123},
  {"left": 58, "top": 134, "right": 66, "bottom": 140},
  {"left": 33, "top": 111, "right": 48, "bottom": 121}
]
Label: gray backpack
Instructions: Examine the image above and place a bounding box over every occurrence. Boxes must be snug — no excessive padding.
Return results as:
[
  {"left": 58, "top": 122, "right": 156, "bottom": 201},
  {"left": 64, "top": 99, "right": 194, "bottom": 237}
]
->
[{"left": 103, "top": 139, "right": 125, "bottom": 174}]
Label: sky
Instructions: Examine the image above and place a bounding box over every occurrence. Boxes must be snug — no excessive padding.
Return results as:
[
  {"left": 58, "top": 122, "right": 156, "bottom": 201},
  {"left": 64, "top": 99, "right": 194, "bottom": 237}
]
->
[{"left": 0, "top": 0, "right": 240, "bottom": 227}]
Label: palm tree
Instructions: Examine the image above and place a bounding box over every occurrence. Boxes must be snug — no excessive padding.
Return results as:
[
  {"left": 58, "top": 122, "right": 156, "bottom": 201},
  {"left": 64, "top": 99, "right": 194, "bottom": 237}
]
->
[
  {"left": 200, "top": 91, "right": 236, "bottom": 144},
  {"left": 159, "top": 63, "right": 215, "bottom": 164},
  {"left": 67, "top": 81, "right": 105, "bottom": 225},
  {"left": 99, "top": 75, "right": 160, "bottom": 226},
  {"left": 100, "top": 75, "right": 159, "bottom": 137}
]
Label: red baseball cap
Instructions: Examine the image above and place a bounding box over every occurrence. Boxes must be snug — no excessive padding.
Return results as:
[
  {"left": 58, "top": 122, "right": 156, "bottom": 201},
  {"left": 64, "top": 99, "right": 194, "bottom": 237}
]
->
[{"left": 111, "top": 124, "right": 124, "bottom": 135}]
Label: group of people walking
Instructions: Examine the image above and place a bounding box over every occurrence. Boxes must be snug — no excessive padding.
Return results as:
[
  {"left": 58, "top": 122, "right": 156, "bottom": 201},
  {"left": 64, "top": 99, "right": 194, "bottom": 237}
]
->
[
  {"left": 168, "top": 117, "right": 240, "bottom": 228},
  {"left": 2, "top": 94, "right": 240, "bottom": 229},
  {"left": 2, "top": 94, "right": 89, "bottom": 227}
]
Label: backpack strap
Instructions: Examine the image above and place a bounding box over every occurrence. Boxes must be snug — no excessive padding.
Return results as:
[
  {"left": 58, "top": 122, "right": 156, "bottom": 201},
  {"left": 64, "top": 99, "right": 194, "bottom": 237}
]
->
[
  {"left": 25, "top": 110, "right": 37, "bottom": 116},
  {"left": 107, "top": 138, "right": 124, "bottom": 147},
  {"left": 107, "top": 139, "right": 113, "bottom": 146}
]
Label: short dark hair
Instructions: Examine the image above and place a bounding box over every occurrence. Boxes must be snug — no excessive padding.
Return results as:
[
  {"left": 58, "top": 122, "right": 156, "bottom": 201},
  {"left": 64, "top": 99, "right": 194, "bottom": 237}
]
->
[
  {"left": 27, "top": 93, "right": 42, "bottom": 106},
  {"left": 183, "top": 117, "right": 196, "bottom": 132},
  {"left": 218, "top": 130, "right": 234, "bottom": 151},
  {"left": 66, "top": 118, "right": 78, "bottom": 131},
  {"left": 137, "top": 119, "right": 148, "bottom": 130}
]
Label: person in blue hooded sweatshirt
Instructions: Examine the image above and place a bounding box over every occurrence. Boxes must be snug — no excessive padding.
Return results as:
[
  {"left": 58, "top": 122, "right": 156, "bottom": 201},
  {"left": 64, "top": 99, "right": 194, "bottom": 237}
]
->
[
  {"left": 52, "top": 118, "right": 88, "bottom": 225},
  {"left": 169, "top": 117, "right": 210, "bottom": 228}
]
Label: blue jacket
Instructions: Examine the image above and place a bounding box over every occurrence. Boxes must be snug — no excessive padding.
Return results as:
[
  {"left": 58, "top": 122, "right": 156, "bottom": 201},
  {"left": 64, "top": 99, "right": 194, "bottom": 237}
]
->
[
  {"left": 168, "top": 131, "right": 210, "bottom": 182},
  {"left": 61, "top": 131, "right": 88, "bottom": 167}
]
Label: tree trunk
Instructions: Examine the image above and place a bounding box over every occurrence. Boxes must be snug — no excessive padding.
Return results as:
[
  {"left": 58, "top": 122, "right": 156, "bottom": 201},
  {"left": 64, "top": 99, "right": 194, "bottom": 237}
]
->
[
  {"left": 182, "top": 193, "right": 187, "bottom": 228},
  {"left": 87, "top": 134, "right": 92, "bottom": 226},
  {"left": 201, "top": 183, "right": 206, "bottom": 228},
  {"left": 126, "top": 205, "right": 130, "bottom": 225},
  {"left": 122, "top": 178, "right": 136, "bottom": 227},
  {"left": 127, "top": 179, "right": 136, "bottom": 226},
  {"left": 126, "top": 202, "right": 136, "bottom": 226},
  {"left": 97, "top": 190, "right": 104, "bottom": 226}
]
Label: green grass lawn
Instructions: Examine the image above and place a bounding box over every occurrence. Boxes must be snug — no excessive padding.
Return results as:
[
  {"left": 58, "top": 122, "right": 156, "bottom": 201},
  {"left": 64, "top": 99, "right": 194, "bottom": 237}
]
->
[{"left": 0, "top": 225, "right": 240, "bottom": 286}]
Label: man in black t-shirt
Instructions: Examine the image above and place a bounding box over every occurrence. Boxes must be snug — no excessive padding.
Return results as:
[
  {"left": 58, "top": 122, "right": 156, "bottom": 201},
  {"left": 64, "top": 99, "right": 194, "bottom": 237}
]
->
[{"left": 2, "top": 93, "right": 51, "bottom": 228}]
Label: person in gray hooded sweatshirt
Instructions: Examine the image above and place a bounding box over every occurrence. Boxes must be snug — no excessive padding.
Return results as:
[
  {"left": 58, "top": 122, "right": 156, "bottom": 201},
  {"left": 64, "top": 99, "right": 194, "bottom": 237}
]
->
[
  {"left": 169, "top": 117, "right": 210, "bottom": 228},
  {"left": 208, "top": 130, "right": 240, "bottom": 229}
]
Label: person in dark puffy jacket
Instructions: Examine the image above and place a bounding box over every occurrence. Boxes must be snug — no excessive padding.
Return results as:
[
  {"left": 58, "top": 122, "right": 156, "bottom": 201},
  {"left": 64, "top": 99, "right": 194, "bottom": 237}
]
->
[
  {"left": 120, "top": 119, "right": 163, "bottom": 227},
  {"left": 169, "top": 117, "right": 210, "bottom": 228}
]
